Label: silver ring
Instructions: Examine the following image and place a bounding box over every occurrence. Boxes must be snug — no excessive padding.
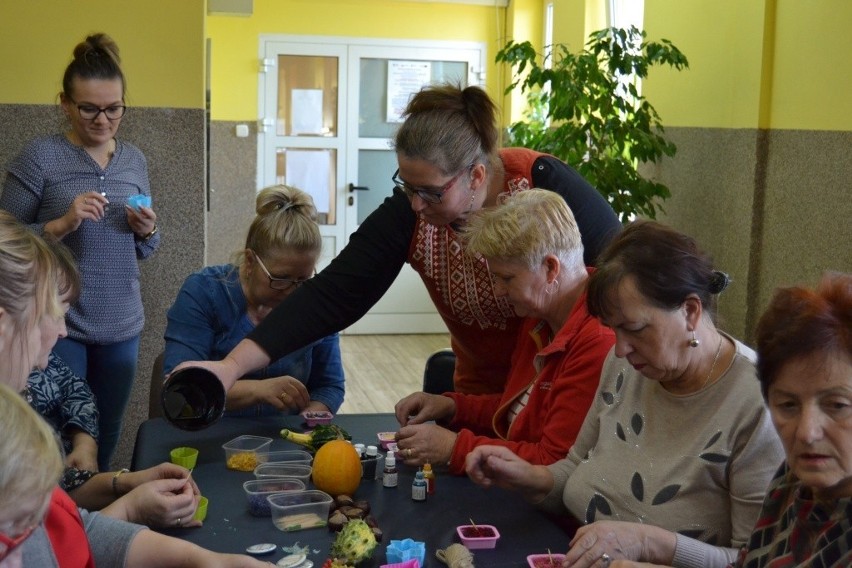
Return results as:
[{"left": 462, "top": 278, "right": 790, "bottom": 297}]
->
[
  {"left": 600, "top": 553, "right": 611, "bottom": 567},
  {"left": 176, "top": 517, "right": 182, "bottom": 527}
]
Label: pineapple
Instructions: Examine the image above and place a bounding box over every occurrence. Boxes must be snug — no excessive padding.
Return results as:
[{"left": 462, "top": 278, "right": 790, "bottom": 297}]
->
[{"left": 330, "top": 519, "right": 377, "bottom": 565}]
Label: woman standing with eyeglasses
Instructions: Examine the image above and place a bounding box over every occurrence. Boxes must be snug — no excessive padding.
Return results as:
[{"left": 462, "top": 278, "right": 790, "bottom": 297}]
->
[
  {"left": 177, "top": 83, "right": 621, "bottom": 400},
  {"left": 163, "top": 185, "right": 344, "bottom": 417},
  {"left": 0, "top": 33, "right": 158, "bottom": 471}
]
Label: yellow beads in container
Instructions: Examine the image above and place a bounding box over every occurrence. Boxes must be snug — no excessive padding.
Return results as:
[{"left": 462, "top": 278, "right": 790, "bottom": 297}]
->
[
  {"left": 227, "top": 451, "right": 259, "bottom": 471},
  {"left": 222, "top": 435, "right": 272, "bottom": 471}
]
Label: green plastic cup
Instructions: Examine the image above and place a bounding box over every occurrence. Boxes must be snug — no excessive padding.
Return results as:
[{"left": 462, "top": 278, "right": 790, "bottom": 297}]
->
[
  {"left": 170, "top": 446, "right": 199, "bottom": 469},
  {"left": 193, "top": 495, "right": 209, "bottom": 522}
]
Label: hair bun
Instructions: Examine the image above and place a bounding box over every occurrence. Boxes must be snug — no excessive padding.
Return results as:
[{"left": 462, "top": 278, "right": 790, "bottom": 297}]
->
[{"left": 709, "top": 270, "right": 731, "bottom": 294}]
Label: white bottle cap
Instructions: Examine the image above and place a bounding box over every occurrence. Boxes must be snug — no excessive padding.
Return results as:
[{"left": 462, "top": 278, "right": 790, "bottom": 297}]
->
[{"left": 366, "top": 445, "right": 378, "bottom": 457}]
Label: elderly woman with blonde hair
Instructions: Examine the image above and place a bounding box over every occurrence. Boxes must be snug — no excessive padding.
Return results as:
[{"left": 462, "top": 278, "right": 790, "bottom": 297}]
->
[{"left": 394, "top": 189, "right": 614, "bottom": 474}]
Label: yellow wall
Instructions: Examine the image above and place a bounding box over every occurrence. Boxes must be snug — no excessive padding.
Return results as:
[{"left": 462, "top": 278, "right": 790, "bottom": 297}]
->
[
  {"left": 771, "top": 0, "right": 852, "bottom": 130},
  {"left": 0, "top": 0, "right": 204, "bottom": 108},
  {"left": 207, "top": 0, "right": 506, "bottom": 121},
  {"left": 643, "top": 0, "right": 852, "bottom": 131}
]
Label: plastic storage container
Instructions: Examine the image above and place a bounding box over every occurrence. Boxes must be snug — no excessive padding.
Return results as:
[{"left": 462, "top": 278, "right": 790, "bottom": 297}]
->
[
  {"left": 268, "top": 490, "right": 333, "bottom": 531},
  {"left": 456, "top": 524, "right": 500, "bottom": 549},
  {"left": 300, "top": 410, "right": 334, "bottom": 427},
  {"left": 242, "top": 479, "right": 306, "bottom": 516},
  {"left": 527, "top": 554, "right": 567, "bottom": 568},
  {"left": 253, "top": 462, "right": 312, "bottom": 484},
  {"left": 255, "top": 450, "right": 313, "bottom": 465},
  {"left": 222, "top": 435, "right": 273, "bottom": 471}
]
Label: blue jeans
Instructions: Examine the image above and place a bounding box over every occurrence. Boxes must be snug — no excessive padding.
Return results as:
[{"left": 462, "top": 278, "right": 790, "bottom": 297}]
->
[{"left": 54, "top": 336, "right": 140, "bottom": 471}]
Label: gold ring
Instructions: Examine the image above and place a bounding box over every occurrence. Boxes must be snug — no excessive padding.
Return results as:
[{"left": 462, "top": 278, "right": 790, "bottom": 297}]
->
[
  {"left": 404, "top": 448, "right": 412, "bottom": 458},
  {"left": 280, "top": 392, "right": 289, "bottom": 401}
]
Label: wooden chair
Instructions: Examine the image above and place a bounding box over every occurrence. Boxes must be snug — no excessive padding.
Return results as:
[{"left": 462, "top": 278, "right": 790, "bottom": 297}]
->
[
  {"left": 148, "top": 351, "right": 165, "bottom": 419},
  {"left": 422, "top": 348, "right": 455, "bottom": 395}
]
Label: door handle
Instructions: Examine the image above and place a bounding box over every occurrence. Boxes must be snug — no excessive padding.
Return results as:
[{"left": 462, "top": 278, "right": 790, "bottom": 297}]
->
[{"left": 348, "top": 183, "right": 369, "bottom": 193}]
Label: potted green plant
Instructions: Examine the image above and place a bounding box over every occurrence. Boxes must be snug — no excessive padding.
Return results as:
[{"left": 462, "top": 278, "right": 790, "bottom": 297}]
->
[{"left": 497, "top": 26, "right": 689, "bottom": 221}]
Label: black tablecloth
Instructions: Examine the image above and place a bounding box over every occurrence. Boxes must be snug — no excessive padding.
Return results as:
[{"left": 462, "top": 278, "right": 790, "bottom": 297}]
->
[{"left": 132, "top": 415, "right": 573, "bottom": 567}]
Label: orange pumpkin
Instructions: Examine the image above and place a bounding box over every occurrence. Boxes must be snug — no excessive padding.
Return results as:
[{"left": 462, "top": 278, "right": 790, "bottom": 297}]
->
[{"left": 311, "top": 440, "right": 362, "bottom": 497}]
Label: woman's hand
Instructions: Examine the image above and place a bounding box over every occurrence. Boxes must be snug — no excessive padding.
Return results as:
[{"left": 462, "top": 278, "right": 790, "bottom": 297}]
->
[
  {"left": 464, "top": 445, "right": 554, "bottom": 501},
  {"left": 121, "top": 462, "right": 199, "bottom": 495},
  {"left": 126, "top": 204, "right": 157, "bottom": 239},
  {"left": 65, "top": 431, "right": 99, "bottom": 471},
  {"left": 227, "top": 376, "right": 310, "bottom": 412},
  {"left": 45, "top": 191, "right": 108, "bottom": 238},
  {"left": 564, "top": 521, "right": 676, "bottom": 568},
  {"left": 118, "top": 477, "right": 201, "bottom": 528},
  {"left": 395, "top": 392, "right": 455, "bottom": 426},
  {"left": 395, "top": 423, "right": 457, "bottom": 466}
]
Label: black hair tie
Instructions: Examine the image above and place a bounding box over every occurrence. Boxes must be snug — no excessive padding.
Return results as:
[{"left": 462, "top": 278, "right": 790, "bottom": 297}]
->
[{"left": 709, "top": 270, "right": 731, "bottom": 294}]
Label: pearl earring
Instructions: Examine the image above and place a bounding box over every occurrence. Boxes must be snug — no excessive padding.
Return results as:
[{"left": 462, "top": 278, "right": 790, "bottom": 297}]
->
[{"left": 688, "top": 330, "right": 700, "bottom": 348}]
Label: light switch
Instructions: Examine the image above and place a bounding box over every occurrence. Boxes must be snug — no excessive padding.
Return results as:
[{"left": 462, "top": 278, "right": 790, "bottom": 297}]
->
[{"left": 235, "top": 124, "right": 249, "bottom": 137}]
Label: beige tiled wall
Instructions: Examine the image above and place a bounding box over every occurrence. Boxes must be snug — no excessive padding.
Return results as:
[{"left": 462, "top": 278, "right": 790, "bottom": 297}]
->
[{"left": 650, "top": 127, "right": 852, "bottom": 343}]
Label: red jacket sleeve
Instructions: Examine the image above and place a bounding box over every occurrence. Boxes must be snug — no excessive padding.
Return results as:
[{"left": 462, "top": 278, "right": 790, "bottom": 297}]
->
[{"left": 447, "top": 305, "right": 615, "bottom": 475}]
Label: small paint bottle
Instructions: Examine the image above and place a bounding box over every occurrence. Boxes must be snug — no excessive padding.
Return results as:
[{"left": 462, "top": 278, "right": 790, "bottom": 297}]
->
[
  {"left": 362, "top": 445, "right": 379, "bottom": 479},
  {"left": 382, "top": 453, "right": 398, "bottom": 488},
  {"left": 411, "top": 470, "right": 427, "bottom": 502},
  {"left": 422, "top": 462, "right": 436, "bottom": 494}
]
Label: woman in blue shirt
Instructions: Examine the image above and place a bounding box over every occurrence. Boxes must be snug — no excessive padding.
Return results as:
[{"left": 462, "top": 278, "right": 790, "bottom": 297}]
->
[{"left": 163, "top": 185, "right": 344, "bottom": 416}]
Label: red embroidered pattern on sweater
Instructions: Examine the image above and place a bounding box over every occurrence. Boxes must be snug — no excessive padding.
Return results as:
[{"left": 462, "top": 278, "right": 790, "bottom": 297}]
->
[{"left": 410, "top": 218, "right": 514, "bottom": 329}]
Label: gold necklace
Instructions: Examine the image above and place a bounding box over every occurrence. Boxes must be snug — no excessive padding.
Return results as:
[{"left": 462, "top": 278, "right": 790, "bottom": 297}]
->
[{"left": 700, "top": 335, "right": 725, "bottom": 390}]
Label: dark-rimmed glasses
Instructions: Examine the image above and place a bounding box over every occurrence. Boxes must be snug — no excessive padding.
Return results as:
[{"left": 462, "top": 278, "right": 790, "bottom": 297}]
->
[
  {"left": 392, "top": 164, "right": 474, "bottom": 204},
  {"left": 251, "top": 250, "right": 314, "bottom": 291},
  {"left": 0, "top": 524, "right": 38, "bottom": 561},
  {"left": 68, "top": 97, "right": 127, "bottom": 121}
]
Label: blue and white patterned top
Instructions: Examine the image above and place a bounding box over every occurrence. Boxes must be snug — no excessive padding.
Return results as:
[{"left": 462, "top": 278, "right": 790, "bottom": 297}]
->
[
  {"left": 0, "top": 134, "right": 160, "bottom": 343},
  {"left": 27, "top": 352, "right": 100, "bottom": 455}
]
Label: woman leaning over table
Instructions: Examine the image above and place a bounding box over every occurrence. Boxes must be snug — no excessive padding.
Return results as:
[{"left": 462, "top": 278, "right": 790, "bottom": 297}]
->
[
  {"left": 174, "top": 83, "right": 621, "bottom": 399},
  {"left": 163, "top": 185, "right": 344, "bottom": 416},
  {"left": 465, "top": 221, "right": 785, "bottom": 568},
  {"left": 0, "top": 213, "right": 270, "bottom": 568},
  {"left": 0, "top": 33, "right": 159, "bottom": 471},
  {"left": 393, "top": 189, "right": 614, "bottom": 473}
]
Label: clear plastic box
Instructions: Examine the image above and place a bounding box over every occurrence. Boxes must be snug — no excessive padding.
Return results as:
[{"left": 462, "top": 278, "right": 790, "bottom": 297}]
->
[
  {"left": 253, "top": 462, "right": 312, "bottom": 484},
  {"left": 242, "top": 478, "right": 306, "bottom": 516},
  {"left": 255, "top": 450, "right": 313, "bottom": 465},
  {"left": 222, "top": 435, "right": 273, "bottom": 471},
  {"left": 268, "top": 490, "right": 332, "bottom": 531}
]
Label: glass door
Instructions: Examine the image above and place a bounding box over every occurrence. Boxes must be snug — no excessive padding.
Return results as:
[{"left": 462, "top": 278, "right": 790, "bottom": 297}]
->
[{"left": 259, "top": 36, "right": 486, "bottom": 333}]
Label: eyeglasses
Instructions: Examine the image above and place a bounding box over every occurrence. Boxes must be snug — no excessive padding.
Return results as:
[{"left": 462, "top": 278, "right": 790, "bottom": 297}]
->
[
  {"left": 0, "top": 524, "right": 38, "bottom": 561},
  {"left": 68, "top": 97, "right": 127, "bottom": 121},
  {"left": 251, "top": 250, "right": 314, "bottom": 291},
  {"left": 391, "top": 164, "right": 473, "bottom": 204}
]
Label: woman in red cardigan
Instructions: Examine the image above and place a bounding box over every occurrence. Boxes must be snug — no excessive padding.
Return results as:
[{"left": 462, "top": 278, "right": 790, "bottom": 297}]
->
[{"left": 394, "top": 189, "right": 614, "bottom": 473}]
